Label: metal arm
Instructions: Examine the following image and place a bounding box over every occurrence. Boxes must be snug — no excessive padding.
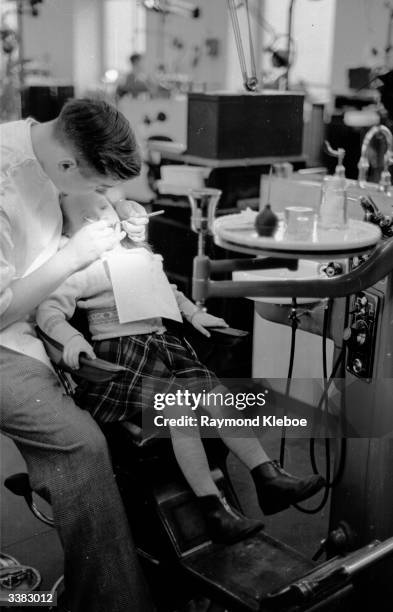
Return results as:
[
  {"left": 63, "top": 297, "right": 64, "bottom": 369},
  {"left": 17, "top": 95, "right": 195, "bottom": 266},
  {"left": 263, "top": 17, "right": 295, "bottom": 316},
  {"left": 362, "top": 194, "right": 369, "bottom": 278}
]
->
[
  {"left": 227, "top": 0, "right": 258, "bottom": 91},
  {"left": 262, "top": 536, "right": 393, "bottom": 609},
  {"left": 192, "top": 238, "right": 393, "bottom": 303}
]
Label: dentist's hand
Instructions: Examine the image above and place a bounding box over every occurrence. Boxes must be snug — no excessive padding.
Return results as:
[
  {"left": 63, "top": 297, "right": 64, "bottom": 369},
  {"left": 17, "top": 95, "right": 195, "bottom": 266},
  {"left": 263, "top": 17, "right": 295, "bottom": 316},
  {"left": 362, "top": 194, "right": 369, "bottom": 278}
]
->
[
  {"left": 63, "top": 221, "right": 125, "bottom": 271},
  {"left": 115, "top": 199, "right": 149, "bottom": 243}
]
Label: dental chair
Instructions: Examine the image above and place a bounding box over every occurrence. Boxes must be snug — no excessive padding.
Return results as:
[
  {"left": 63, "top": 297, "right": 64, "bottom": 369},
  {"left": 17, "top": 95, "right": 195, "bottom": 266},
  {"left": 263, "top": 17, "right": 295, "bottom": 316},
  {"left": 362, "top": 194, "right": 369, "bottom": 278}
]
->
[
  {"left": 3, "top": 317, "right": 263, "bottom": 610},
  {"left": 6, "top": 315, "right": 382, "bottom": 612}
]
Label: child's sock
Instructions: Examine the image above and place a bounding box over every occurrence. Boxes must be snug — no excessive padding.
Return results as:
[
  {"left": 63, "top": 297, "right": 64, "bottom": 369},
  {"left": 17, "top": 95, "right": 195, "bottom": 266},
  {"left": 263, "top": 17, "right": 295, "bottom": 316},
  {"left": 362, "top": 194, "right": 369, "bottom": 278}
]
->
[
  {"left": 202, "top": 385, "right": 270, "bottom": 470},
  {"left": 169, "top": 425, "right": 220, "bottom": 497},
  {"left": 219, "top": 436, "right": 270, "bottom": 471}
]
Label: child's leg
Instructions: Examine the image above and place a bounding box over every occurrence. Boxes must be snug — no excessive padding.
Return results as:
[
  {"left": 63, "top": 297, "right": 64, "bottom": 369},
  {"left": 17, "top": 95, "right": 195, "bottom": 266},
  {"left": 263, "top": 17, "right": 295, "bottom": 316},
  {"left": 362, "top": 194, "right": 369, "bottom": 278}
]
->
[
  {"left": 215, "top": 435, "right": 270, "bottom": 470},
  {"left": 168, "top": 406, "right": 264, "bottom": 544},
  {"left": 169, "top": 424, "right": 220, "bottom": 497},
  {"left": 202, "top": 384, "right": 270, "bottom": 470},
  {"left": 202, "top": 384, "right": 325, "bottom": 515}
]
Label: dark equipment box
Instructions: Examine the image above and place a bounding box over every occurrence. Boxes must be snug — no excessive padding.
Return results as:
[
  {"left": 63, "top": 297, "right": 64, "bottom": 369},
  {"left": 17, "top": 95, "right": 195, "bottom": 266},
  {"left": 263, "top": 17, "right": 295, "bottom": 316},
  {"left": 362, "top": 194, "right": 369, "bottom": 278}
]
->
[
  {"left": 348, "top": 66, "right": 372, "bottom": 91},
  {"left": 21, "top": 85, "right": 74, "bottom": 122},
  {"left": 186, "top": 91, "right": 304, "bottom": 160}
]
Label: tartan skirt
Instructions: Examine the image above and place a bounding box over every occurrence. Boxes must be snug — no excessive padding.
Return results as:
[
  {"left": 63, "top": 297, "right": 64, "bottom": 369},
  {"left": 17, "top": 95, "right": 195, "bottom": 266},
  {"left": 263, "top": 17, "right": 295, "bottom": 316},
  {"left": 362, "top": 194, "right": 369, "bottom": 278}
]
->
[{"left": 74, "top": 332, "right": 220, "bottom": 423}]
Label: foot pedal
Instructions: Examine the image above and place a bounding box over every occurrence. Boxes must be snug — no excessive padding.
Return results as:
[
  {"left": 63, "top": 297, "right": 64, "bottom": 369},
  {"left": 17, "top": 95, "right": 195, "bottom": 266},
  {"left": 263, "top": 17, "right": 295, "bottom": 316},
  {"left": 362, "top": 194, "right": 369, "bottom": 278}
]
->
[{"left": 182, "top": 531, "right": 314, "bottom": 611}]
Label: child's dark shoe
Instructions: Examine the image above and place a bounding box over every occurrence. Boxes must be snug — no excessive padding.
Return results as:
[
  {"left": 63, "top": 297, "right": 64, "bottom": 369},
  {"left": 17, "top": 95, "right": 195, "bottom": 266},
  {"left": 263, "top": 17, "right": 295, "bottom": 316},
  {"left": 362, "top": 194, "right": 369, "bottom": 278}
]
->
[
  {"left": 251, "top": 460, "right": 325, "bottom": 515},
  {"left": 198, "top": 494, "right": 264, "bottom": 544}
]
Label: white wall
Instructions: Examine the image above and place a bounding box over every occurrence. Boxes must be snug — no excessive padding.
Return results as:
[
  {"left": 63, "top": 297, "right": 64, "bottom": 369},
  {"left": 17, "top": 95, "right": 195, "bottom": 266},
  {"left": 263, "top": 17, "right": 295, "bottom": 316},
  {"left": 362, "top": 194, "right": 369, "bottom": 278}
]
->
[
  {"left": 20, "top": 0, "right": 229, "bottom": 93},
  {"left": 19, "top": 0, "right": 264, "bottom": 94},
  {"left": 103, "top": 0, "right": 146, "bottom": 73},
  {"left": 19, "top": 1, "right": 390, "bottom": 101},
  {"left": 21, "top": 0, "right": 74, "bottom": 82},
  {"left": 144, "top": 0, "right": 229, "bottom": 90},
  {"left": 73, "top": 0, "right": 105, "bottom": 96},
  {"left": 331, "top": 0, "right": 390, "bottom": 93},
  {"left": 262, "top": 0, "right": 336, "bottom": 101},
  {"left": 20, "top": 0, "right": 105, "bottom": 94}
]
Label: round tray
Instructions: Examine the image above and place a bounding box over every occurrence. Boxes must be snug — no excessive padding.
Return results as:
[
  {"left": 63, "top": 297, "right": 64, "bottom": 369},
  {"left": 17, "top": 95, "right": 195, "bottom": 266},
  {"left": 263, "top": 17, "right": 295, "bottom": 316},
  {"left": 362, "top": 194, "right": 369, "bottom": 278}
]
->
[{"left": 213, "top": 212, "right": 382, "bottom": 257}]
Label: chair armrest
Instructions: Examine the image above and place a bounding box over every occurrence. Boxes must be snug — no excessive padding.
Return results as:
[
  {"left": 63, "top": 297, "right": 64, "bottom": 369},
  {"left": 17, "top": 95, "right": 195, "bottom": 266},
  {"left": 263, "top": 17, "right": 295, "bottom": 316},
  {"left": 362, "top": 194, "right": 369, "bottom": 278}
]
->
[
  {"left": 120, "top": 421, "right": 160, "bottom": 448},
  {"left": 36, "top": 327, "right": 126, "bottom": 384},
  {"left": 184, "top": 320, "right": 248, "bottom": 347},
  {"left": 166, "top": 318, "right": 249, "bottom": 347},
  {"left": 207, "top": 327, "right": 248, "bottom": 340}
]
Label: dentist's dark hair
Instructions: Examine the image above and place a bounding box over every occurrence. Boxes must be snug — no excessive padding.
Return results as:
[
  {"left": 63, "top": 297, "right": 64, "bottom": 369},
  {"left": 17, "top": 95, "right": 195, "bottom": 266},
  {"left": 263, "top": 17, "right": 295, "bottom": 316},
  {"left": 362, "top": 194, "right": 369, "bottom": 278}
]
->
[{"left": 54, "top": 98, "right": 141, "bottom": 180}]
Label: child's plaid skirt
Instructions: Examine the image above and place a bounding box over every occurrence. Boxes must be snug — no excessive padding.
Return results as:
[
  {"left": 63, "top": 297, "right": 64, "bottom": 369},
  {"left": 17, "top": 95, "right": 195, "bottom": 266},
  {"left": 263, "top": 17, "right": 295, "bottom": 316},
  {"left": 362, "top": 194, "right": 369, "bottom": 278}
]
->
[{"left": 75, "top": 332, "right": 220, "bottom": 422}]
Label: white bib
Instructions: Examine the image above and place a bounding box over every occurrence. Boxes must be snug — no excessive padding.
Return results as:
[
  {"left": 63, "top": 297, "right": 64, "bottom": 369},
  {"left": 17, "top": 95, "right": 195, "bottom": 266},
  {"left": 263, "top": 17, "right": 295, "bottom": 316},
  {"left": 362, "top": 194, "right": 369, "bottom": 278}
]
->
[{"left": 105, "top": 248, "right": 182, "bottom": 324}]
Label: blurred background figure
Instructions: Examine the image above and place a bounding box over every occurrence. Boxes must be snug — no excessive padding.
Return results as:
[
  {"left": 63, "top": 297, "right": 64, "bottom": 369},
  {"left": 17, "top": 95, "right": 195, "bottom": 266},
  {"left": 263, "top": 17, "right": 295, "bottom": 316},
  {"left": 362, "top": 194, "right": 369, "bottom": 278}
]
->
[{"left": 116, "top": 53, "right": 154, "bottom": 99}]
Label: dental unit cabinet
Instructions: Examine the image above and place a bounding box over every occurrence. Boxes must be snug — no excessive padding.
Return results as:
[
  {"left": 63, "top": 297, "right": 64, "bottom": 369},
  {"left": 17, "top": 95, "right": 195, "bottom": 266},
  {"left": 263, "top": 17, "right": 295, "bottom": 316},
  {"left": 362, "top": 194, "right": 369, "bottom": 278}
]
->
[{"left": 188, "top": 174, "right": 393, "bottom": 604}]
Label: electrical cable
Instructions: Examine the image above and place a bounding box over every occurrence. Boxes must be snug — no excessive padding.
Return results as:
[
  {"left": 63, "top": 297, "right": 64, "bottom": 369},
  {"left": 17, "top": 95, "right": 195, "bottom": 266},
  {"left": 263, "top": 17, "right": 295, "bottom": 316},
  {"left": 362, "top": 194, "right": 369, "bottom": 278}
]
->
[
  {"left": 280, "top": 297, "right": 326, "bottom": 467},
  {"left": 293, "top": 300, "right": 333, "bottom": 514},
  {"left": 279, "top": 296, "right": 348, "bottom": 515},
  {"left": 309, "top": 348, "right": 347, "bottom": 488},
  {"left": 295, "top": 299, "right": 348, "bottom": 514},
  {"left": 309, "top": 354, "right": 347, "bottom": 489},
  {"left": 279, "top": 297, "right": 298, "bottom": 467},
  {"left": 310, "top": 291, "right": 349, "bottom": 489},
  {"left": 311, "top": 294, "right": 348, "bottom": 490},
  {"left": 321, "top": 297, "right": 332, "bottom": 488}
]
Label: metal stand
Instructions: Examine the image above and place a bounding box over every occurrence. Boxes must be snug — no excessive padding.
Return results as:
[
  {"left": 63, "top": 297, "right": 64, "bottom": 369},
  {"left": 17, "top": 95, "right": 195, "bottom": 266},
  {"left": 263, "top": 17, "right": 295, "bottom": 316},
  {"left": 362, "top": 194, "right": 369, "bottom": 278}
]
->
[{"left": 188, "top": 188, "right": 222, "bottom": 308}]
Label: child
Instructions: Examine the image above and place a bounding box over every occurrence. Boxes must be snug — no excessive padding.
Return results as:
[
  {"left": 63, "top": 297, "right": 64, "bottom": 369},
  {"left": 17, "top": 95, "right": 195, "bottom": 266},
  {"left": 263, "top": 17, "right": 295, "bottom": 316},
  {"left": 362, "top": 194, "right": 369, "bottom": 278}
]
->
[{"left": 37, "top": 193, "right": 325, "bottom": 545}]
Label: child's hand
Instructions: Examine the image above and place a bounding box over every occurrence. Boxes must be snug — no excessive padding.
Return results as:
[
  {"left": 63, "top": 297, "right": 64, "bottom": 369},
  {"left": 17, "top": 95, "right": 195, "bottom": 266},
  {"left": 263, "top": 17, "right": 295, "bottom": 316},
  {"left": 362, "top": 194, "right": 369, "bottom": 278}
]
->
[
  {"left": 63, "top": 336, "right": 96, "bottom": 370},
  {"left": 190, "top": 311, "right": 228, "bottom": 338},
  {"left": 115, "top": 199, "right": 148, "bottom": 243}
]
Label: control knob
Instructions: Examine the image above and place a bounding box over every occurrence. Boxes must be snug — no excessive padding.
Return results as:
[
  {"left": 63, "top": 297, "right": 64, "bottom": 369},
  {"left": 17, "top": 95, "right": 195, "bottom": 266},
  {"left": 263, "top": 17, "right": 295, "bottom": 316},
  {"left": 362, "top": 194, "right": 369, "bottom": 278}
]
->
[
  {"left": 319, "top": 262, "right": 343, "bottom": 277},
  {"left": 352, "top": 358, "right": 366, "bottom": 376},
  {"left": 343, "top": 320, "right": 369, "bottom": 348}
]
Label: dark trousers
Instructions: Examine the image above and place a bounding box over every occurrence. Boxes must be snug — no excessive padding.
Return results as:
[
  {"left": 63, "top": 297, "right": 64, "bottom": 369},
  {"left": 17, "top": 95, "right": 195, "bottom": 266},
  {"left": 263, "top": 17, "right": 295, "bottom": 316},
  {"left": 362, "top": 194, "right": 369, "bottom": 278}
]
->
[{"left": 0, "top": 347, "right": 154, "bottom": 612}]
